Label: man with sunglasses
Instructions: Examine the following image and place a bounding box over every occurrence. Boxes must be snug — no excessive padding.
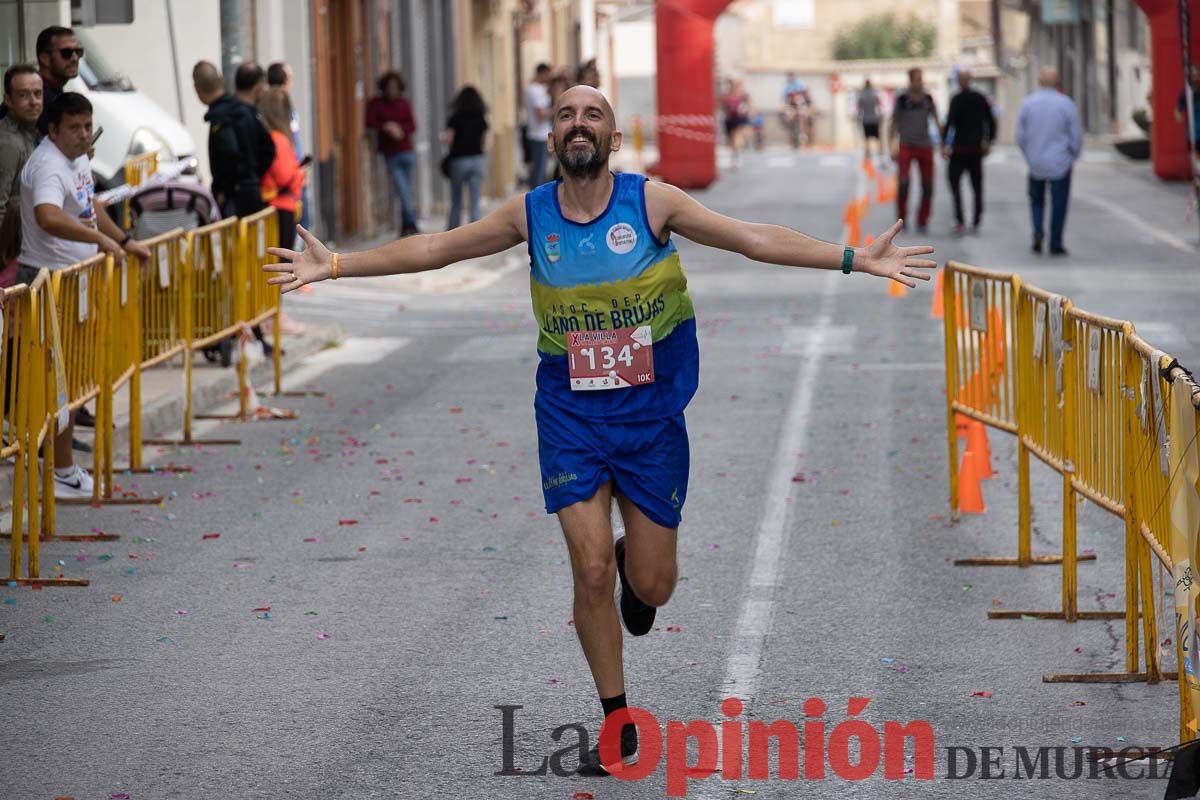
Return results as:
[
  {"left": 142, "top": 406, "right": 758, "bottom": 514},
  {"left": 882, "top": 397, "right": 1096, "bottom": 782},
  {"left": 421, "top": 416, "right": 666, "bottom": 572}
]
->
[{"left": 33, "top": 26, "right": 82, "bottom": 138}]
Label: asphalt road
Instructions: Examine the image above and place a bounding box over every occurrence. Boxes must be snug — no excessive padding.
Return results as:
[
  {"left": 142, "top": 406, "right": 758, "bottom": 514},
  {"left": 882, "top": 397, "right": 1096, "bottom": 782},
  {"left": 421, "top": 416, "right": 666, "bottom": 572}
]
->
[{"left": 2, "top": 146, "right": 1196, "bottom": 799}]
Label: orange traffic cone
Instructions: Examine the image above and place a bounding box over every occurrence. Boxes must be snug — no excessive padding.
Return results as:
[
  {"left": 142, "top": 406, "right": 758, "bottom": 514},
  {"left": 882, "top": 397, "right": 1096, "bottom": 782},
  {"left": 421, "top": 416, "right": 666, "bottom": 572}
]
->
[
  {"left": 889, "top": 279, "right": 907, "bottom": 298},
  {"left": 966, "top": 420, "right": 994, "bottom": 479},
  {"left": 958, "top": 448, "right": 987, "bottom": 514},
  {"left": 930, "top": 270, "right": 944, "bottom": 319}
]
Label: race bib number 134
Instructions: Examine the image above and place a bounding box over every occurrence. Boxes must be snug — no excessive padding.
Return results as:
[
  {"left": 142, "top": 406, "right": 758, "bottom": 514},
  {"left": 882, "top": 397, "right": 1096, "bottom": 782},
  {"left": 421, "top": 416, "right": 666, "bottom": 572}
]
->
[{"left": 567, "top": 326, "right": 654, "bottom": 391}]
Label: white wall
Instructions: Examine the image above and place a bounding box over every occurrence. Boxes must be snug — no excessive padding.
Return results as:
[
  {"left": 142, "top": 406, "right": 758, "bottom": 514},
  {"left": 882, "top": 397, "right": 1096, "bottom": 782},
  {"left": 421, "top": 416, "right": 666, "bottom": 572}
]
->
[
  {"left": 611, "top": 18, "right": 656, "bottom": 135},
  {"left": 82, "top": 0, "right": 221, "bottom": 181},
  {"left": 252, "top": 0, "right": 315, "bottom": 211},
  {"left": 611, "top": 18, "right": 655, "bottom": 79}
]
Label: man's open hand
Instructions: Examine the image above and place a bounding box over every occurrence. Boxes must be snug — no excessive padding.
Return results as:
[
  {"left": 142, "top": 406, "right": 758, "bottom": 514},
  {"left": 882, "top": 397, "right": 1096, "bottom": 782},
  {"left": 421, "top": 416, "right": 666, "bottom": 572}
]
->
[
  {"left": 264, "top": 225, "right": 334, "bottom": 294},
  {"left": 857, "top": 219, "right": 937, "bottom": 287}
]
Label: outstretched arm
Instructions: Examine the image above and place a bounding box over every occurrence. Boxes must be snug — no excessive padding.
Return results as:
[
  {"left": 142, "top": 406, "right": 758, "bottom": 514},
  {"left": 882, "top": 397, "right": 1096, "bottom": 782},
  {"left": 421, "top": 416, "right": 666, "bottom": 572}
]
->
[
  {"left": 265, "top": 195, "right": 527, "bottom": 293},
  {"left": 646, "top": 182, "right": 936, "bottom": 287}
]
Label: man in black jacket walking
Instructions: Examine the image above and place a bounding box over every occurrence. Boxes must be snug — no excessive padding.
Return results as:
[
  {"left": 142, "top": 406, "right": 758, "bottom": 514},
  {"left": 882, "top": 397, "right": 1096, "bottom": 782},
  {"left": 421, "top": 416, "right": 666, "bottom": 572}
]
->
[
  {"left": 192, "top": 60, "right": 275, "bottom": 218},
  {"left": 192, "top": 60, "right": 278, "bottom": 357},
  {"left": 941, "top": 69, "right": 996, "bottom": 235}
]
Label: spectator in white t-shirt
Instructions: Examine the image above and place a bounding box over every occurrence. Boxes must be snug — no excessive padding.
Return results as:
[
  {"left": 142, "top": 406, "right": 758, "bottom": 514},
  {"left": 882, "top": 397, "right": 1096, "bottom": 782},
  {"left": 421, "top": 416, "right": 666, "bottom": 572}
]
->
[
  {"left": 523, "top": 63, "right": 553, "bottom": 188},
  {"left": 18, "top": 92, "right": 150, "bottom": 498}
]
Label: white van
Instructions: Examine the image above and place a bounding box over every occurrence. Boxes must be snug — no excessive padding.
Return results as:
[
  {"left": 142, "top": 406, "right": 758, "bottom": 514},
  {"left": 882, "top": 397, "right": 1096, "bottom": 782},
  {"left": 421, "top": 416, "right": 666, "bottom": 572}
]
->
[{"left": 65, "top": 29, "right": 197, "bottom": 189}]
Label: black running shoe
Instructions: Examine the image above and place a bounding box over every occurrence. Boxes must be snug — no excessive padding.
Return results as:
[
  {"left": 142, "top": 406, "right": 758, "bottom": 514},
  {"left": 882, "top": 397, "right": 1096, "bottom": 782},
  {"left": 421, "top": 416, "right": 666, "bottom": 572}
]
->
[
  {"left": 615, "top": 535, "right": 655, "bottom": 636},
  {"left": 577, "top": 725, "right": 639, "bottom": 777}
]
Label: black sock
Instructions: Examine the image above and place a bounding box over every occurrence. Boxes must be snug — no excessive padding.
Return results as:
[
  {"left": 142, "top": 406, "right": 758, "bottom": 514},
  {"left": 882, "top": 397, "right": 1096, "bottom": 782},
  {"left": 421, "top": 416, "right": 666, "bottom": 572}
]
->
[{"left": 600, "top": 693, "right": 636, "bottom": 745}]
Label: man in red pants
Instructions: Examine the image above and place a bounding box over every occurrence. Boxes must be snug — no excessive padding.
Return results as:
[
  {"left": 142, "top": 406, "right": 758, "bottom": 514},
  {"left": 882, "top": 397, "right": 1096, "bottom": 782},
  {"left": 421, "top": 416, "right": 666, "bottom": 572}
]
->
[{"left": 888, "top": 67, "right": 939, "bottom": 233}]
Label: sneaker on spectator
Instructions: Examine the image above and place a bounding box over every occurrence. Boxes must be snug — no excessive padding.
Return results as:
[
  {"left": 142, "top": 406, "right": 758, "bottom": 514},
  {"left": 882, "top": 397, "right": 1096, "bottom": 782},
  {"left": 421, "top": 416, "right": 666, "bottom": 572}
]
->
[{"left": 54, "top": 464, "right": 94, "bottom": 498}]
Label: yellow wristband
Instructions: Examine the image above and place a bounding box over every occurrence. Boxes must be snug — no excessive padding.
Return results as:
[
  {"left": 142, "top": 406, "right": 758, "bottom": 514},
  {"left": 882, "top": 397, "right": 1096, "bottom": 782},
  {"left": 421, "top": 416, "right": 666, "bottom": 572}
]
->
[{"left": 331, "top": 252, "right": 339, "bottom": 280}]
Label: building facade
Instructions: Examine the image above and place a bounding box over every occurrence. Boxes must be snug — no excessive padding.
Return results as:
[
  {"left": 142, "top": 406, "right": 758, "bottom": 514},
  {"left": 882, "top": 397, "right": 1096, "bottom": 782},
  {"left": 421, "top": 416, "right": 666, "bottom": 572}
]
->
[{"left": 996, "top": 0, "right": 1151, "bottom": 139}]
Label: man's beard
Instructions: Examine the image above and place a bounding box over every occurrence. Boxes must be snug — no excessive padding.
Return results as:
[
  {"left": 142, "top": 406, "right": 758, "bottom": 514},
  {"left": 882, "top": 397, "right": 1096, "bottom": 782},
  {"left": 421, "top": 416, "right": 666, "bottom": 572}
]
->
[{"left": 555, "top": 128, "right": 608, "bottom": 179}]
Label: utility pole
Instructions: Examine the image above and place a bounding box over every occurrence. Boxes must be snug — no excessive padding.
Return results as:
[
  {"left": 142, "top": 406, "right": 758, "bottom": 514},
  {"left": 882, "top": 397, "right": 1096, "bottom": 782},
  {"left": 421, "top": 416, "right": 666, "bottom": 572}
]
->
[{"left": 220, "top": 0, "right": 246, "bottom": 92}]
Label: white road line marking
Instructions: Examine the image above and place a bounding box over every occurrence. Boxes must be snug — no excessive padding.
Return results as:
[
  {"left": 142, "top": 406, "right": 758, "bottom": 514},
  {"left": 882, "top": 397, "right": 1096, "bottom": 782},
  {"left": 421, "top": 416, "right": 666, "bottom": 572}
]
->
[
  {"left": 282, "top": 337, "right": 410, "bottom": 387},
  {"left": 782, "top": 325, "right": 856, "bottom": 356},
  {"left": 696, "top": 166, "right": 860, "bottom": 796},
  {"left": 1077, "top": 193, "right": 1198, "bottom": 254},
  {"left": 691, "top": 275, "right": 837, "bottom": 798},
  {"left": 718, "top": 271, "right": 836, "bottom": 705}
]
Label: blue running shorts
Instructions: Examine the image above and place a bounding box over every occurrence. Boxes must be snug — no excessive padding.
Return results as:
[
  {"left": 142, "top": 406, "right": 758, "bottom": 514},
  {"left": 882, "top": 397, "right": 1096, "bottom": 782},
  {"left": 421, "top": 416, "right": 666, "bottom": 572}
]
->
[{"left": 536, "top": 404, "right": 690, "bottom": 529}]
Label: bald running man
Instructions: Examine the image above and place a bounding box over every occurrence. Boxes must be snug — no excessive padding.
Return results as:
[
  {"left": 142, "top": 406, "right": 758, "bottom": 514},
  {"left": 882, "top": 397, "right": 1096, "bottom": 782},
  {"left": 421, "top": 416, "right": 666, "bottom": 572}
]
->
[{"left": 266, "top": 85, "right": 936, "bottom": 777}]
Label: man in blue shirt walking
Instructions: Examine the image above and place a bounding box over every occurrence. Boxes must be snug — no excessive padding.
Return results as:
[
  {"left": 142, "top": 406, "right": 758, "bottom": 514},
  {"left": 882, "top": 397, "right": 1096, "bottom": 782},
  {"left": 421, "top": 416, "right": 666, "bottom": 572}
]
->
[{"left": 1016, "top": 66, "right": 1082, "bottom": 255}]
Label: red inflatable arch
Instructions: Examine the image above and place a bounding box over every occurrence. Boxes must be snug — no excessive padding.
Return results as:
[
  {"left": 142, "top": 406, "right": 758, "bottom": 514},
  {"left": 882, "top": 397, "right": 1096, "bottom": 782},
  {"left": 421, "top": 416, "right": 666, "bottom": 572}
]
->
[
  {"left": 655, "top": 0, "right": 736, "bottom": 188},
  {"left": 1130, "top": 0, "right": 1197, "bottom": 180}
]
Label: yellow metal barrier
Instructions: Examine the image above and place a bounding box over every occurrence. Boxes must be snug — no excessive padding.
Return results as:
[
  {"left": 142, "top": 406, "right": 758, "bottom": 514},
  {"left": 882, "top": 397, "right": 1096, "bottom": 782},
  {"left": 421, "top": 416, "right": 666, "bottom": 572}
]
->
[
  {"left": 997, "top": 303, "right": 1165, "bottom": 686},
  {"left": 194, "top": 208, "right": 284, "bottom": 422},
  {"left": 238, "top": 207, "right": 283, "bottom": 398},
  {"left": 147, "top": 209, "right": 300, "bottom": 442},
  {"left": 943, "top": 268, "right": 1165, "bottom": 685},
  {"left": 990, "top": 300, "right": 1130, "bottom": 625},
  {"left": 48, "top": 256, "right": 109, "bottom": 509},
  {"left": 1126, "top": 336, "right": 1199, "bottom": 740},
  {"left": 4, "top": 272, "right": 88, "bottom": 584},
  {"left": 1163, "top": 362, "right": 1200, "bottom": 742},
  {"left": 3, "top": 285, "right": 32, "bottom": 578},
  {"left": 98, "top": 229, "right": 195, "bottom": 490},
  {"left": 145, "top": 217, "right": 244, "bottom": 446},
  {"left": 941, "top": 262, "right": 1079, "bottom": 570},
  {"left": 122, "top": 152, "right": 159, "bottom": 230}
]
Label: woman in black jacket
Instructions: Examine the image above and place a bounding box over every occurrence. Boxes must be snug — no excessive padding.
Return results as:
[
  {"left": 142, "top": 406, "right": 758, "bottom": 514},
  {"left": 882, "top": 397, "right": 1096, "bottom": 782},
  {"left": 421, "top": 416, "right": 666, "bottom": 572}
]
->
[{"left": 443, "top": 86, "right": 489, "bottom": 229}]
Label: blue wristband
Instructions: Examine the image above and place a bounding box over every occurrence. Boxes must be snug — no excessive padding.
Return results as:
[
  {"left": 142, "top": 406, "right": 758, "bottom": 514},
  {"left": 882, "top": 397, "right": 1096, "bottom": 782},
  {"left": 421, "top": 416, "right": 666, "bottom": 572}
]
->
[{"left": 841, "top": 246, "right": 855, "bottom": 274}]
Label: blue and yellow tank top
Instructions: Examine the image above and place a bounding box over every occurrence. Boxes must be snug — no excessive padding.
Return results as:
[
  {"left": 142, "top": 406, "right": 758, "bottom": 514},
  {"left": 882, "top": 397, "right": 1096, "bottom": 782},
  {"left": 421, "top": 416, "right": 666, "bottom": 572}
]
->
[{"left": 526, "top": 173, "right": 699, "bottom": 421}]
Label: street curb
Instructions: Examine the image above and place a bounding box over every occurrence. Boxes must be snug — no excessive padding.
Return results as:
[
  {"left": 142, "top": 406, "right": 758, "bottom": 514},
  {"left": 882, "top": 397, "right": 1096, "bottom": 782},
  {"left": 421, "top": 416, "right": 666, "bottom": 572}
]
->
[
  {"left": 0, "top": 324, "right": 344, "bottom": 504},
  {"left": 137, "top": 324, "right": 345, "bottom": 448}
]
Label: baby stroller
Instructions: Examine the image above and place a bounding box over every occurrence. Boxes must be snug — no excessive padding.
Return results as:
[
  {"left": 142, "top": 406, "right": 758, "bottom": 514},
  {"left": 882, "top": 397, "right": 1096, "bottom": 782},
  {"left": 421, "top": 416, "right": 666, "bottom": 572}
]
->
[
  {"left": 128, "top": 180, "right": 219, "bottom": 239},
  {"left": 127, "top": 181, "right": 234, "bottom": 367}
]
